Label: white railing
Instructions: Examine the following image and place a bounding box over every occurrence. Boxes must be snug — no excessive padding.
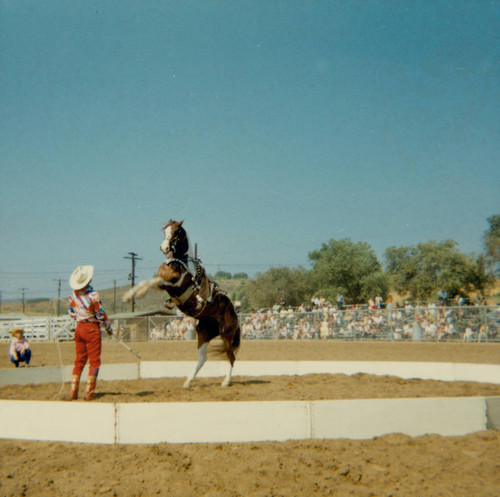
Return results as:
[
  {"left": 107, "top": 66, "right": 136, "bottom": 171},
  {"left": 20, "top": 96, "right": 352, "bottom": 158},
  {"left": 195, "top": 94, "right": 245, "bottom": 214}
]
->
[{"left": 0, "top": 316, "right": 75, "bottom": 341}]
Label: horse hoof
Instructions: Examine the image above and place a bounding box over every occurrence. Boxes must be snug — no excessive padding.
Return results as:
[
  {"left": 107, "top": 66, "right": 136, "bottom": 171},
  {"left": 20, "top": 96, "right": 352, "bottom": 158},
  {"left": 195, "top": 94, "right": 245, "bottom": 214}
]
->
[
  {"left": 221, "top": 380, "right": 231, "bottom": 388},
  {"left": 183, "top": 380, "right": 192, "bottom": 389}
]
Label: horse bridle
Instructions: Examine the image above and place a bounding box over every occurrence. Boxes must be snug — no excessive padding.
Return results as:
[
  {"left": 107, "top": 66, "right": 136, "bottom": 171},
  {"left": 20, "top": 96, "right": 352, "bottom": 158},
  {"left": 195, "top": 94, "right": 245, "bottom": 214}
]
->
[
  {"left": 167, "top": 235, "right": 177, "bottom": 255},
  {"left": 166, "top": 228, "right": 183, "bottom": 256}
]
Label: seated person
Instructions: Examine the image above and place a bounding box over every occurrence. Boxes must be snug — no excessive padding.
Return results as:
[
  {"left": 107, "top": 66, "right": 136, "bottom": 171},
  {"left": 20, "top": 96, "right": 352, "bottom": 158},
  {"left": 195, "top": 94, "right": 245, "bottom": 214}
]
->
[{"left": 9, "top": 328, "right": 31, "bottom": 367}]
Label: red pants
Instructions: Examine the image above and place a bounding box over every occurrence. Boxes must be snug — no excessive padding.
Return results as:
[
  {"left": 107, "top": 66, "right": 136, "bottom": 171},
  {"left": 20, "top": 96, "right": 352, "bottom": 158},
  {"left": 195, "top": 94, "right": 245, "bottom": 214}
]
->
[{"left": 73, "top": 322, "right": 102, "bottom": 377}]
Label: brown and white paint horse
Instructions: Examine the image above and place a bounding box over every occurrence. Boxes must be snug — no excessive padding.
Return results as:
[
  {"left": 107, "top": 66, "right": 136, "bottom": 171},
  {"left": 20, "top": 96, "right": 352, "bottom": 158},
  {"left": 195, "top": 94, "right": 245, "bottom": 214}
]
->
[{"left": 123, "top": 220, "right": 240, "bottom": 387}]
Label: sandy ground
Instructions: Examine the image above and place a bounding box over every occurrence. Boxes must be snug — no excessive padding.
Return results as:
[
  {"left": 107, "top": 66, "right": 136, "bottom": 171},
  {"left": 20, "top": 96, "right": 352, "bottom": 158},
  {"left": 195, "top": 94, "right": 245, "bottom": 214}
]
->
[
  {"left": 2, "top": 339, "right": 500, "bottom": 369},
  {"left": 1, "top": 340, "right": 500, "bottom": 496}
]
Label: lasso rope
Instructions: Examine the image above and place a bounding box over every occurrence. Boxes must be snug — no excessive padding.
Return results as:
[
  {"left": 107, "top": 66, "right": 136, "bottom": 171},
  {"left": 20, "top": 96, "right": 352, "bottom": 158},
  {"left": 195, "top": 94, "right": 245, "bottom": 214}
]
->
[
  {"left": 52, "top": 339, "right": 65, "bottom": 399},
  {"left": 48, "top": 336, "right": 140, "bottom": 400},
  {"left": 115, "top": 337, "right": 142, "bottom": 360}
]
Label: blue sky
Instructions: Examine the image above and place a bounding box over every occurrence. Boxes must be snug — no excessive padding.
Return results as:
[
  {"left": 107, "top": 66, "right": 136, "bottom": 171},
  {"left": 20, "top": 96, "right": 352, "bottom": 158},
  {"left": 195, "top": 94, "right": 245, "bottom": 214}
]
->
[{"left": 1, "top": 0, "right": 499, "bottom": 301}]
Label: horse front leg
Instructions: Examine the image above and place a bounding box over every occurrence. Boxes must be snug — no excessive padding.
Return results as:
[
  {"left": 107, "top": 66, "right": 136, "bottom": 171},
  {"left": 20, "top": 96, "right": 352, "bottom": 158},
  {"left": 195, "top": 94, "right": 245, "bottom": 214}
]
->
[
  {"left": 123, "top": 276, "right": 165, "bottom": 302},
  {"left": 183, "top": 341, "right": 208, "bottom": 389}
]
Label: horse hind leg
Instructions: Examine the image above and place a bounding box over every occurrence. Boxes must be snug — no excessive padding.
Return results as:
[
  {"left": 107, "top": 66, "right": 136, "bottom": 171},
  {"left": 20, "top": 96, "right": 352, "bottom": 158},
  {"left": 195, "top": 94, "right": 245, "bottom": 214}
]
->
[
  {"left": 221, "top": 337, "right": 235, "bottom": 387},
  {"left": 220, "top": 305, "right": 240, "bottom": 387},
  {"left": 220, "top": 326, "right": 240, "bottom": 387},
  {"left": 183, "top": 341, "right": 208, "bottom": 389}
]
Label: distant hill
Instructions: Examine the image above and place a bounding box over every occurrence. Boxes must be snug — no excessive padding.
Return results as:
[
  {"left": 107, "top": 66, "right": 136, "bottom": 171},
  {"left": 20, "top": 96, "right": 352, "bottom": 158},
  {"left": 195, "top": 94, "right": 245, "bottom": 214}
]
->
[
  {"left": 2, "top": 277, "right": 497, "bottom": 318},
  {"left": 0, "top": 279, "right": 246, "bottom": 317}
]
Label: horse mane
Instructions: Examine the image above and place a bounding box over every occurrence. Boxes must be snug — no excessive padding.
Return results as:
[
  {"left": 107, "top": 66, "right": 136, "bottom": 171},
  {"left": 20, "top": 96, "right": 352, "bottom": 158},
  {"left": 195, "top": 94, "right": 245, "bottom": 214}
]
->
[{"left": 174, "top": 224, "right": 190, "bottom": 257}]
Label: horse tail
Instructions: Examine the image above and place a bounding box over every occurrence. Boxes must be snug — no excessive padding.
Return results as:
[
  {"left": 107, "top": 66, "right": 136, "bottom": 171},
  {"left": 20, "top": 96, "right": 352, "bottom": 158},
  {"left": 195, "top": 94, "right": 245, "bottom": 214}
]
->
[
  {"left": 211, "top": 299, "right": 241, "bottom": 361},
  {"left": 226, "top": 296, "right": 241, "bottom": 352},
  {"left": 212, "top": 329, "right": 239, "bottom": 360},
  {"left": 231, "top": 323, "right": 241, "bottom": 351}
]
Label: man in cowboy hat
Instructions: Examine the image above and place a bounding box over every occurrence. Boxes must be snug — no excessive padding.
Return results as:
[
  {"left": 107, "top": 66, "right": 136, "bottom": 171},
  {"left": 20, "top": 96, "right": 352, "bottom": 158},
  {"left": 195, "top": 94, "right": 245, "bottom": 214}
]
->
[
  {"left": 9, "top": 328, "right": 31, "bottom": 367},
  {"left": 68, "top": 265, "right": 112, "bottom": 401}
]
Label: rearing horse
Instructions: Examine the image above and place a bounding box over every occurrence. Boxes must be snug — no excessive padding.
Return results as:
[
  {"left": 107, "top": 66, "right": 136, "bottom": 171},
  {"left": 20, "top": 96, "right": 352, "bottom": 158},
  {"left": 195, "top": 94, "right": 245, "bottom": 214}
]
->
[{"left": 123, "top": 220, "right": 241, "bottom": 388}]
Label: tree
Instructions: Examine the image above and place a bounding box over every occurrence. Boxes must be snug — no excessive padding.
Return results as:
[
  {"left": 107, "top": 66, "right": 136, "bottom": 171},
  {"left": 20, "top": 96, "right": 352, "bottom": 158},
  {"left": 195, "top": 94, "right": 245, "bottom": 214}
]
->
[
  {"left": 214, "top": 271, "right": 232, "bottom": 280},
  {"left": 466, "top": 254, "right": 494, "bottom": 298},
  {"left": 484, "top": 214, "right": 500, "bottom": 275},
  {"left": 245, "top": 267, "right": 314, "bottom": 309},
  {"left": 309, "top": 239, "right": 387, "bottom": 304},
  {"left": 385, "top": 240, "right": 492, "bottom": 301},
  {"left": 232, "top": 272, "right": 248, "bottom": 279},
  {"left": 230, "top": 291, "right": 250, "bottom": 313},
  {"left": 230, "top": 280, "right": 251, "bottom": 312}
]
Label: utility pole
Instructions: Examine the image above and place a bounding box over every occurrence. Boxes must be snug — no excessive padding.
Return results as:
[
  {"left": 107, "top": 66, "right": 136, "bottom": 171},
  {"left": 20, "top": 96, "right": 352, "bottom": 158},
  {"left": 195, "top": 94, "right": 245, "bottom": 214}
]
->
[
  {"left": 124, "top": 252, "right": 142, "bottom": 312},
  {"left": 20, "top": 288, "right": 27, "bottom": 314},
  {"left": 113, "top": 279, "right": 117, "bottom": 314},
  {"left": 54, "top": 279, "right": 62, "bottom": 316}
]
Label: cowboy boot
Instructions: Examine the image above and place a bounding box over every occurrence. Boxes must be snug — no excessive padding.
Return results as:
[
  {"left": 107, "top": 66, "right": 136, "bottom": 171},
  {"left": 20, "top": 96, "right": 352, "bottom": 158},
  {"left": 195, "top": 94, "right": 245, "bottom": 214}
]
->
[
  {"left": 69, "top": 375, "right": 80, "bottom": 401},
  {"left": 85, "top": 375, "right": 97, "bottom": 401}
]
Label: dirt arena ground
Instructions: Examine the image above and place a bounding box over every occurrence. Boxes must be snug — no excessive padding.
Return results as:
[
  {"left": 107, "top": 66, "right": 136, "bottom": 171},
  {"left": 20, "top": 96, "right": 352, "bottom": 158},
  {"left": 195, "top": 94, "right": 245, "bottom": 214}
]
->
[{"left": 1, "top": 340, "right": 500, "bottom": 496}]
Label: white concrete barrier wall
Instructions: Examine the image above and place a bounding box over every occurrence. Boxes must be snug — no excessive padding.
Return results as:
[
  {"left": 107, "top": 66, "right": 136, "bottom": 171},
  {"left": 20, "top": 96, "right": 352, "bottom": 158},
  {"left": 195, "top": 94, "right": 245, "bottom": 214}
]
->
[
  {"left": 116, "top": 401, "right": 312, "bottom": 444},
  {"left": 311, "top": 397, "right": 487, "bottom": 440},
  {"left": 3, "top": 361, "right": 500, "bottom": 386},
  {"left": 0, "top": 400, "right": 115, "bottom": 444},
  {"left": 245, "top": 361, "right": 500, "bottom": 384},
  {"left": 140, "top": 361, "right": 223, "bottom": 379},
  {"left": 140, "top": 360, "right": 500, "bottom": 384},
  {"left": 0, "top": 397, "right": 490, "bottom": 445},
  {"left": 1, "top": 361, "right": 499, "bottom": 444},
  {"left": 115, "top": 398, "right": 488, "bottom": 444},
  {"left": 0, "top": 363, "right": 140, "bottom": 386}
]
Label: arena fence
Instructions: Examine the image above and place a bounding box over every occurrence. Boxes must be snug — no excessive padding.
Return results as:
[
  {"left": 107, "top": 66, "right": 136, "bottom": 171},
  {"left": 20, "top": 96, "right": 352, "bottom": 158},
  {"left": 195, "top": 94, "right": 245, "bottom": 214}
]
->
[
  {"left": 121, "top": 305, "right": 499, "bottom": 342},
  {"left": 1, "top": 306, "right": 499, "bottom": 343},
  {"left": 0, "top": 316, "right": 74, "bottom": 342}
]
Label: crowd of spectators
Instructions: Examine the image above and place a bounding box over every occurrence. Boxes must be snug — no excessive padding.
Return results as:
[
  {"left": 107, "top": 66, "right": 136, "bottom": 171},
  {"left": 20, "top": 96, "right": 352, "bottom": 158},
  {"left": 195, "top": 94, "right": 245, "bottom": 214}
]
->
[
  {"left": 242, "top": 299, "right": 498, "bottom": 341},
  {"left": 149, "top": 316, "right": 197, "bottom": 341}
]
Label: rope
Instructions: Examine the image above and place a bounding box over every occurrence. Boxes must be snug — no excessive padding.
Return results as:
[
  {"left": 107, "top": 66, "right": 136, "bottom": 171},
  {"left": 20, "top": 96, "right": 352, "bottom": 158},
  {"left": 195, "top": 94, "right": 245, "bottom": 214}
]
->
[
  {"left": 49, "top": 337, "right": 140, "bottom": 399},
  {"left": 115, "top": 338, "right": 142, "bottom": 360},
  {"left": 52, "top": 339, "right": 65, "bottom": 399}
]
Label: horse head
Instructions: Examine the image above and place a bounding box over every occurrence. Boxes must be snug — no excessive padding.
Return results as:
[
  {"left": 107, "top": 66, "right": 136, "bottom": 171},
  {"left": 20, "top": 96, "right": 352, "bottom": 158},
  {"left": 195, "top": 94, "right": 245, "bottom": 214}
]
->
[{"left": 161, "top": 219, "right": 189, "bottom": 257}]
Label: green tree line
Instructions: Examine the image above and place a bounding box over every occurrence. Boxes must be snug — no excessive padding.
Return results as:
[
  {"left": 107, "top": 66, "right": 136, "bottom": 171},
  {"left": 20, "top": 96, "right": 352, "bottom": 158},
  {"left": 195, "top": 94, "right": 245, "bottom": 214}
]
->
[{"left": 226, "top": 215, "right": 500, "bottom": 312}]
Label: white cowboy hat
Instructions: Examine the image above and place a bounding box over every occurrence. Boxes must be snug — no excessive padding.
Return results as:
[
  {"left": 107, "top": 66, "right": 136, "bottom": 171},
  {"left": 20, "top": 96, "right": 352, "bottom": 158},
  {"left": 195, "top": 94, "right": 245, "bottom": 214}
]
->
[{"left": 70, "top": 265, "right": 94, "bottom": 290}]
